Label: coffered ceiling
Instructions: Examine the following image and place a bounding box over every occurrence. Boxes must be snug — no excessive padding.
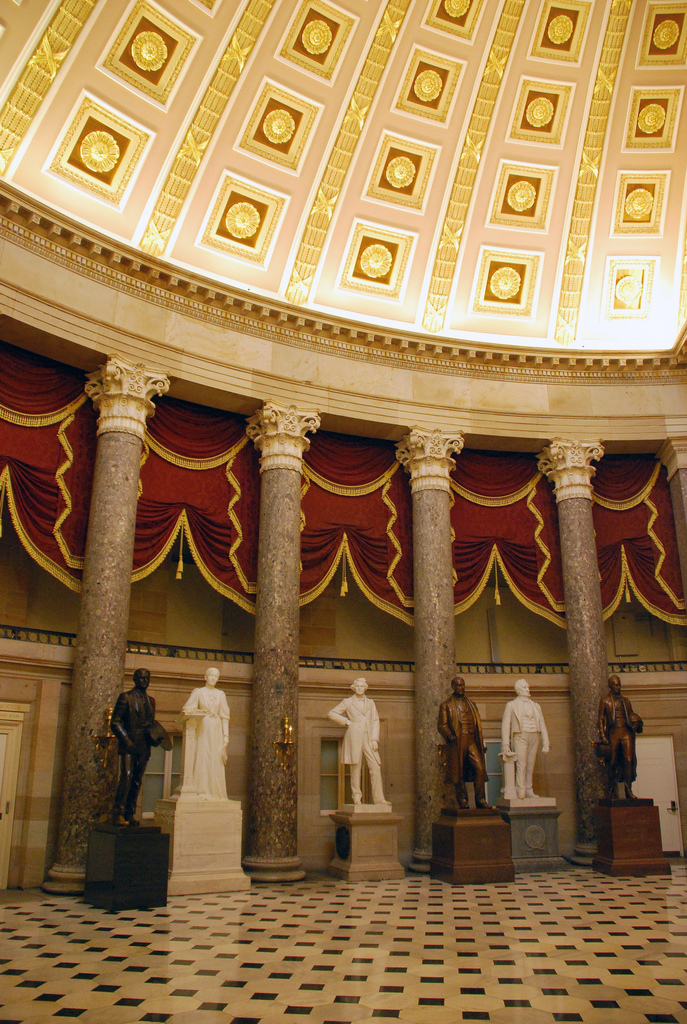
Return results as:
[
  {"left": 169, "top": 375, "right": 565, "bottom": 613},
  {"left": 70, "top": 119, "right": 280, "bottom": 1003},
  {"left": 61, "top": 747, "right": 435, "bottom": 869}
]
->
[{"left": 0, "top": 0, "right": 685, "bottom": 352}]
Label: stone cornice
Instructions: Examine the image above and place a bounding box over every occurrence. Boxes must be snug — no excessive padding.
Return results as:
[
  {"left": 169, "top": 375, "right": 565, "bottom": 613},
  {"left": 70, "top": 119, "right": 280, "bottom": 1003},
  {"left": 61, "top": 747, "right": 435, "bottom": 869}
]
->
[{"left": 1, "top": 185, "right": 686, "bottom": 385}]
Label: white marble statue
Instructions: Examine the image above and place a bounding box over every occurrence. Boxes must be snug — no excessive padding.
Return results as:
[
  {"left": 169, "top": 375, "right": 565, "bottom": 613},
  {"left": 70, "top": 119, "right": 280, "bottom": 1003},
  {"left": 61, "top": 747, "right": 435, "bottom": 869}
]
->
[
  {"left": 181, "top": 666, "right": 230, "bottom": 800},
  {"left": 328, "top": 677, "right": 388, "bottom": 807},
  {"left": 501, "top": 678, "right": 550, "bottom": 800}
]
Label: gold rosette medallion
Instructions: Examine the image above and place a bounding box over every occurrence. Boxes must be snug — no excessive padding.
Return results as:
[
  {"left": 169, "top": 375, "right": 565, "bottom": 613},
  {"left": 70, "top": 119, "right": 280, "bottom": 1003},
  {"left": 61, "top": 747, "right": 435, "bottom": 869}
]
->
[
  {"left": 360, "top": 244, "right": 393, "bottom": 279},
  {"left": 624, "top": 188, "right": 654, "bottom": 221},
  {"left": 263, "top": 108, "right": 296, "bottom": 144},
  {"left": 653, "top": 19, "right": 679, "bottom": 50},
  {"left": 413, "top": 69, "right": 442, "bottom": 103},
  {"left": 507, "top": 180, "right": 537, "bottom": 212},
  {"left": 131, "top": 31, "right": 168, "bottom": 73},
  {"left": 547, "top": 14, "right": 574, "bottom": 45},
  {"left": 615, "top": 275, "right": 642, "bottom": 305},
  {"left": 80, "top": 131, "right": 120, "bottom": 173},
  {"left": 225, "top": 202, "right": 261, "bottom": 239},
  {"left": 302, "top": 19, "right": 332, "bottom": 55},
  {"left": 526, "top": 96, "right": 554, "bottom": 128},
  {"left": 385, "top": 156, "right": 416, "bottom": 189},
  {"left": 489, "top": 266, "right": 521, "bottom": 300},
  {"left": 637, "top": 102, "right": 666, "bottom": 134},
  {"left": 444, "top": 0, "right": 470, "bottom": 17}
]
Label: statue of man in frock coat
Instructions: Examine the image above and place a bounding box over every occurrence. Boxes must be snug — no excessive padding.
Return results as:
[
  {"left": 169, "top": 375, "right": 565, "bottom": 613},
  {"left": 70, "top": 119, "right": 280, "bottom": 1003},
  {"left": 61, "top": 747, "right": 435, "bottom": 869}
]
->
[
  {"left": 437, "top": 676, "right": 490, "bottom": 809},
  {"left": 328, "top": 677, "right": 388, "bottom": 806}
]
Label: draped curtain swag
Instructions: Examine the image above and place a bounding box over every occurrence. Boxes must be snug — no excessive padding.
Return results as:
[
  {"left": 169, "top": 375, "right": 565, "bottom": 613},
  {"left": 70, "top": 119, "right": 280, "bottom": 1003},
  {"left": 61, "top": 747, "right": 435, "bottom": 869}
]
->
[{"left": 0, "top": 340, "right": 683, "bottom": 627}]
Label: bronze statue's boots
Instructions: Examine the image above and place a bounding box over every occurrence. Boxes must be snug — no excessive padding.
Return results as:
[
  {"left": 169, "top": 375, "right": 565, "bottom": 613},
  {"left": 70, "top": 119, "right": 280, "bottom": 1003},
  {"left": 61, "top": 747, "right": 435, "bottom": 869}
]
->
[{"left": 111, "top": 813, "right": 128, "bottom": 828}]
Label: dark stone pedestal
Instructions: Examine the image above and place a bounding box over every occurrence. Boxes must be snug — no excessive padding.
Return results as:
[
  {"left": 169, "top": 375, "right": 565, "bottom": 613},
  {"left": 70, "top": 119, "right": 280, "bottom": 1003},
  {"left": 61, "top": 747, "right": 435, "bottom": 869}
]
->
[
  {"left": 497, "top": 803, "right": 567, "bottom": 872},
  {"left": 329, "top": 808, "right": 405, "bottom": 881},
  {"left": 84, "top": 825, "right": 170, "bottom": 911},
  {"left": 430, "top": 808, "right": 515, "bottom": 884},
  {"left": 592, "top": 799, "right": 670, "bottom": 877}
]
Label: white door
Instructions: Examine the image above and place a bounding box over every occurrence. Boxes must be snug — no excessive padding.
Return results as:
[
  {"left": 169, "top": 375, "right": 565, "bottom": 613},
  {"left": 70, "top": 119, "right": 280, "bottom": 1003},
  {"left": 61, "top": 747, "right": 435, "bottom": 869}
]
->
[
  {"left": 634, "top": 735, "right": 683, "bottom": 855},
  {"left": 0, "top": 715, "right": 23, "bottom": 888}
]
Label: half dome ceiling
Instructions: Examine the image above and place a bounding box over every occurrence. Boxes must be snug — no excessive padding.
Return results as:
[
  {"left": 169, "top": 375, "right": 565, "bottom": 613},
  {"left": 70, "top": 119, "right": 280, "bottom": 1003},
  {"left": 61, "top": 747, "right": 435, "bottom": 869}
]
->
[{"left": 0, "top": 0, "right": 685, "bottom": 353}]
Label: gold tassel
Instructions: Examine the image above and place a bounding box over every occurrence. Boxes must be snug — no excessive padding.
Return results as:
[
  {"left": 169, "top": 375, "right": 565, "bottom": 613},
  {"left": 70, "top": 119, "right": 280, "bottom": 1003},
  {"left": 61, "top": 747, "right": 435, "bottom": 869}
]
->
[
  {"left": 176, "top": 529, "right": 184, "bottom": 580},
  {"left": 340, "top": 554, "right": 348, "bottom": 597},
  {"left": 0, "top": 482, "right": 4, "bottom": 537},
  {"left": 624, "top": 581, "right": 631, "bottom": 603},
  {"left": 494, "top": 559, "right": 501, "bottom": 605}
]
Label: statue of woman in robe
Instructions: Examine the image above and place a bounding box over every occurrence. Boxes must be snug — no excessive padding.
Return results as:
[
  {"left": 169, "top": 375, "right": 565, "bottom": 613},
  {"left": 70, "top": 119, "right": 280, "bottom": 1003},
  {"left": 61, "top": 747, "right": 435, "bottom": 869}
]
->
[{"left": 181, "top": 666, "right": 230, "bottom": 800}]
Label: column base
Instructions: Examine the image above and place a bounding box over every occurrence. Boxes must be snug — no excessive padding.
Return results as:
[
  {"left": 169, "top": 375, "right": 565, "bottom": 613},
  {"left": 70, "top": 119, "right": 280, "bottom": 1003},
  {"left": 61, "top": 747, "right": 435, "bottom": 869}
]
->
[
  {"left": 42, "top": 864, "right": 85, "bottom": 895},
  {"left": 242, "top": 855, "right": 306, "bottom": 883},
  {"left": 407, "top": 850, "right": 432, "bottom": 874},
  {"left": 568, "top": 841, "right": 597, "bottom": 866}
]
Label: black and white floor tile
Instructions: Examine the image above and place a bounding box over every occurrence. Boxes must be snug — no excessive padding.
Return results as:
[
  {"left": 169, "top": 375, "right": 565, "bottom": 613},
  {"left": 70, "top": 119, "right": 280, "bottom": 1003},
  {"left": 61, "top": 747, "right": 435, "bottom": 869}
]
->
[{"left": 2, "top": 866, "right": 687, "bottom": 1023}]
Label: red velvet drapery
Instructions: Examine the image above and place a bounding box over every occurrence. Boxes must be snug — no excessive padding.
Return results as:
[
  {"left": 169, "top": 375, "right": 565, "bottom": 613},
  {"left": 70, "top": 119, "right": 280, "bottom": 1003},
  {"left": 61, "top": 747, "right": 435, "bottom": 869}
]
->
[{"left": 0, "top": 340, "right": 683, "bottom": 627}]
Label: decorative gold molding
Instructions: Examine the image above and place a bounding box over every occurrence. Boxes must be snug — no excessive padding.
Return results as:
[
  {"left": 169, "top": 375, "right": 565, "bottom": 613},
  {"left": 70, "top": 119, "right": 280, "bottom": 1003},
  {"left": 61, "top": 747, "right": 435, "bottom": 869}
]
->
[
  {"left": 339, "top": 222, "right": 414, "bottom": 298},
  {"left": 200, "top": 172, "right": 286, "bottom": 264},
  {"left": 280, "top": 0, "right": 354, "bottom": 79},
  {"left": 366, "top": 134, "right": 436, "bottom": 210},
  {"left": 139, "top": 0, "right": 276, "bottom": 256},
  {"left": 422, "top": 0, "right": 526, "bottom": 333},
  {"left": 553, "top": 0, "right": 633, "bottom": 346},
  {"left": 612, "top": 171, "right": 667, "bottom": 235},
  {"left": 1, "top": 185, "right": 686, "bottom": 383},
  {"left": 285, "top": 0, "right": 412, "bottom": 305},
  {"left": 0, "top": 0, "right": 99, "bottom": 176},
  {"left": 239, "top": 83, "right": 318, "bottom": 170},
  {"left": 604, "top": 257, "right": 657, "bottom": 319}
]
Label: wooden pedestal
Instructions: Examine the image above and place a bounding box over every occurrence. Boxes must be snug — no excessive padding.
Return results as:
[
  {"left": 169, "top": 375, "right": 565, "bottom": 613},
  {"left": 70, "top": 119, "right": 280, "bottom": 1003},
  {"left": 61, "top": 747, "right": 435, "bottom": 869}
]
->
[
  {"left": 329, "top": 807, "right": 405, "bottom": 881},
  {"left": 592, "top": 799, "right": 670, "bottom": 877},
  {"left": 431, "top": 808, "right": 515, "bottom": 884},
  {"left": 84, "top": 824, "right": 170, "bottom": 911}
]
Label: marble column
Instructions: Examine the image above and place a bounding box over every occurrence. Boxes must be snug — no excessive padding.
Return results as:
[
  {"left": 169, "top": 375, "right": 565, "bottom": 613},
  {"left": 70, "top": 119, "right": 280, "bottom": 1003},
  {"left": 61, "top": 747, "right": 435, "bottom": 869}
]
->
[
  {"left": 538, "top": 438, "right": 607, "bottom": 863},
  {"left": 658, "top": 439, "right": 687, "bottom": 609},
  {"left": 43, "top": 357, "right": 169, "bottom": 893},
  {"left": 243, "top": 402, "right": 320, "bottom": 882},
  {"left": 396, "top": 428, "right": 463, "bottom": 872}
]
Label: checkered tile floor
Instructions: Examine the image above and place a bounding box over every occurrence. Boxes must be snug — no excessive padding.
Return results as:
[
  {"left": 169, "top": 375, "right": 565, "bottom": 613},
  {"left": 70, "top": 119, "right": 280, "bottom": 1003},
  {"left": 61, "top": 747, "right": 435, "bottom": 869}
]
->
[{"left": 2, "top": 867, "right": 687, "bottom": 1023}]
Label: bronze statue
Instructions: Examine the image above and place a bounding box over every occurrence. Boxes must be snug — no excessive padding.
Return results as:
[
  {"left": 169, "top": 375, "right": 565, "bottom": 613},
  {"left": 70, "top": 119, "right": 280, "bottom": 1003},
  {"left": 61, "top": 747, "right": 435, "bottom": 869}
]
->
[
  {"left": 110, "top": 668, "right": 171, "bottom": 826},
  {"left": 596, "top": 674, "right": 643, "bottom": 800},
  {"left": 438, "top": 676, "right": 490, "bottom": 809}
]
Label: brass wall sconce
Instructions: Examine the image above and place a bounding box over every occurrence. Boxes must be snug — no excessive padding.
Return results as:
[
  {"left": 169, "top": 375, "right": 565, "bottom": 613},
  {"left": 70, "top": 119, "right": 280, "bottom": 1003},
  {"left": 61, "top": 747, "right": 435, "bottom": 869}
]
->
[
  {"left": 274, "top": 715, "right": 294, "bottom": 771},
  {"left": 94, "top": 706, "right": 117, "bottom": 770}
]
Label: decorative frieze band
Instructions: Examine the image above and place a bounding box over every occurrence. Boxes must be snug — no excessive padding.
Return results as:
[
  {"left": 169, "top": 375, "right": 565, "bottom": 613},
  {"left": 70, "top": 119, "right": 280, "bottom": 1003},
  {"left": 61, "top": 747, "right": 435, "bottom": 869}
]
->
[
  {"left": 395, "top": 428, "right": 464, "bottom": 493},
  {"left": 658, "top": 438, "right": 687, "bottom": 481},
  {"left": 246, "top": 401, "right": 320, "bottom": 473},
  {"left": 85, "top": 355, "right": 169, "bottom": 439},
  {"left": 538, "top": 438, "right": 604, "bottom": 502}
]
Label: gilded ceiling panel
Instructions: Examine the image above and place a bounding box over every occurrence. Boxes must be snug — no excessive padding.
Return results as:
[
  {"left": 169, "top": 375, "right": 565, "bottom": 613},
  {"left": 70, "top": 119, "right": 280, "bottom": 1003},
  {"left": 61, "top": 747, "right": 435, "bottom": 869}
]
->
[
  {"left": 366, "top": 134, "right": 437, "bottom": 210},
  {"left": 424, "top": 0, "right": 486, "bottom": 41},
  {"left": 395, "top": 48, "right": 463, "bottom": 122},
  {"left": 239, "top": 83, "right": 318, "bottom": 170},
  {"left": 530, "top": 0, "right": 591, "bottom": 63},
  {"left": 200, "top": 173, "right": 285, "bottom": 264},
  {"left": 488, "top": 162, "right": 556, "bottom": 231},
  {"left": 340, "top": 222, "right": 414, "bottom": 299},
  {"left": 604, "top": 257, "right": 657, "bottom": 319},
  {"left": 624, "top": 87, "right": 682, "bottom": 149},
  {"left": 280, "top": 0, "right": 354, "bottom": 80},
  {"left": 509, "top": 78, "right": 572, "bottom": 145},
  {"left": 612, "top": 171, "right": 668, "bottom": 234},
  {"left": 471, "top": 248, "right": 541, "bottom": 318},
  {"left": 638, "top": 2, "right": 687, "bottom": 65}
]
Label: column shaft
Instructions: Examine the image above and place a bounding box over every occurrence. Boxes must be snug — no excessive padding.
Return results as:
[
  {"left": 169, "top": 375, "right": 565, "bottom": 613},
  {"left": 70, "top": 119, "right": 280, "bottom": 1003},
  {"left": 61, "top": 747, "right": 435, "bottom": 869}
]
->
[
  {"left": 243, "top": 402, "right": 319, "bottom": 882},
  {"left": 397, "top": 428, "right": 462, "bottom": 871},
  {"left": 659, "top": 441, "right": 687, "bottom": 605},
  {"left": 44, "top": 357, "right": 169, "bottom": 893}
]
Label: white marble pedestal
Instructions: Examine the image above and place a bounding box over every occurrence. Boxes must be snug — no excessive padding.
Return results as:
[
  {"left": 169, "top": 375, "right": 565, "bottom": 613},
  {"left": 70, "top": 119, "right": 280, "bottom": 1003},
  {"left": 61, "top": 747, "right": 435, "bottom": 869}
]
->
[
  {"left": 154, "top": 797, "right": 250, "bottom": 895},
  {"left": 329, "top": 804, "right": 405, "bottom": 881}
]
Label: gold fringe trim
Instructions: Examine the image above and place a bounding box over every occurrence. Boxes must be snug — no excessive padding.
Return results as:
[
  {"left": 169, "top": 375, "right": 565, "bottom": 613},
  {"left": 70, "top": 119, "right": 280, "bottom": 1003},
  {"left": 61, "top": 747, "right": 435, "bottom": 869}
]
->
[
  {"left": 382, "top": 475, "right": 413, "bottom": 608},
  {"left": 52, "top": 412, "right": 84, "bottom": 569},
  {"left": 0, "top": 395, "right": 87, "bottom": 427},
  {"left": 227, "top": 439, "right": 256, "bottom": 595},
  {"left": 602, "top": 545, "right": 686, "bottom": 626},
  {"left": 645, "top": 495, "right": 684, "bottom": 609},
  {"left": 299, "top": 533, "right": 414, "bottom": 626},
  {"left": 0, "top": 465, "right": 80, "bottom": 591},
  {"left": 527, "top": 488, "right": 565, "bottom": 612},
  {"left": 453, "top": 543, "right": 566, "bottom": 628},
  {"left": 451, "top": 472, "right": 540, "bottom": 506},
  {"left": 144, "top": 431, "right": 247, "bottom": 470},
  {"left": 593, "top": 460, "right": 660, "bottom": 510},
  {"left": 303, "top": 460, "right": 399, "bottom": 496}
]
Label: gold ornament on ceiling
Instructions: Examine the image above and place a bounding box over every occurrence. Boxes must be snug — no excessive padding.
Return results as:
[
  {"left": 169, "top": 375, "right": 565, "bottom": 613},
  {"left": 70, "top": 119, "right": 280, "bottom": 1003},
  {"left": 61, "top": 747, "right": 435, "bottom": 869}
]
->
[
  {"left": 526, "top": 96, "right": 554, "bottom": 127},
  {"left": 360, "top": 243, "right": 393, "bottom": 278},
  {"left": 444, "top": 0, "right": 470, "bottom": 17},
  {"left": 637, "top": 102, "right": 666, "bottom": 134},
  {"left": 131, "top": 30, "right": 168, "bottom": 72},
  {"left": 385, "top": 156, "right": 416, "bottom": 189},
  {"left": 547, "top": 14, "right": 574, "bottom": 44},
  {"left": 489, "top": 266, "right": 521, "bottom": 300},
  {"left": 80, "top": 131, "right": 120, "bottom": 173},
  {"left": 413, "top": 69, "right": 443, "bottom": 102},
  {"left": 263, "top": 108, "right": 296, "bottom": 144},
  {"left": 507, "top": 180, "right": 537, "bottom": 212},
  {"left": 653, "top": 18, "right": 680, "bottom": 49},
  {"left": 624, "top": 188, "right": 654, "bottom": 220},
  {"left": 615, "top": 274, "right": 642, "bottom": 304},
  {"left": 225, "top": 202, "right": 261, "bottom": 238},
  {"left": 302, "top": 19, "right": 332, "bottom": 54}
]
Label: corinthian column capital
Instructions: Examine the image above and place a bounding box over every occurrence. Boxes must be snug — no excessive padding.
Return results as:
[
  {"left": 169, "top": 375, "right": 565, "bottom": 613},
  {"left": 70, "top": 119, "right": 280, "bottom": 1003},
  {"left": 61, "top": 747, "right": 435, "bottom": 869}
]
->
[
  {"left": 85, "top": 355, "right": 169, "bottom": 439},
  {"left": 395, "top": 427, "right": 464, "bottom": 493},
  {"left": 246, "top": 401, "right": 320, "bottom": 473},
  {"left": 538, "top": 438, "right": 604, "bottom": 502},
  {"left": 658, "top": 438, "right": 687, "bottom": 480}
]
